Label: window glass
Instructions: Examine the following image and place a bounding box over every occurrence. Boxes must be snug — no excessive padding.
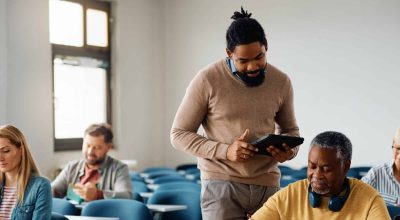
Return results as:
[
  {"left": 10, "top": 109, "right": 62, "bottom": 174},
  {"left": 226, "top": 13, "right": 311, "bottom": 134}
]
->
[
  {"left": 86, "top": 9, "right": 108, "bottom": 47},
  {"left": 49, "top": 0, "right": 84, "bottom": 47},
  {"left": 54, "top": 56, "right": 107, "bottom": 138}
]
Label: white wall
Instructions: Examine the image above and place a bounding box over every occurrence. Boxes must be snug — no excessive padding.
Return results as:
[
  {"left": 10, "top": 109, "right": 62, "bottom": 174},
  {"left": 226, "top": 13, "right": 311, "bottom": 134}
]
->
[
  {"left": 163, "top": 0, "right": 400, "bottom": 168},
  {"left": 6, "top": 0, "right": 54, "bottom": 176},
  {"left": 110, "top": 0, "right": 166, "bottom": 170},
  {"left": 0, "top": 0, "right": 6, "bottom": 123}
]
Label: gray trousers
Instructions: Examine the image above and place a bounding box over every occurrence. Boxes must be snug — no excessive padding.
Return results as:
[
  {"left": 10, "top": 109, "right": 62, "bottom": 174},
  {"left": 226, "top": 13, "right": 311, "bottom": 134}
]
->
[{"left": 201, "top": 179, "right": 279, "bottom": 220}]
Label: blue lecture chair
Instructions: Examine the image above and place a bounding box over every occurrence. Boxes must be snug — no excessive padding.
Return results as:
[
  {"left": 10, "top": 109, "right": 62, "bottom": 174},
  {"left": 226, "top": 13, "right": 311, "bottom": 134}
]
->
[
  {"left": 52, "top": 198, "right": 77, "bottom": 215},
  {"left": 51, "top": 212, "right": 69, "bottom": 220},
  {"left": 81, "top": 199, "right": 152, "bottom": 220},
  {"left": 155, "top": 182, "right": 201, "bottom": 192},
  {"left": 387, "top": 205, "right": 400, "bottom": 220},
  {"left": 347, "top": 166, "right": 372, "bottom": 179},
  {"left": 131, "top": 180, "right": 149, "bottom": 193},
  {"left": 129, "top": 171, "right": 144, "bottom": 181},
  {"left": 142, "top": 166, "right": 175, "bottom": 174},
  {"left": 176, "top": 163, "right": 198, "bottom": 171},
  {"left": 151, "top": 175, "right": 191, "bottom": 184},
  {"left": 148, "top": 190, "right": 202, "bottom": 220},
  {"left": 132, "top": 192, "right": 144, "bottom": 203}
]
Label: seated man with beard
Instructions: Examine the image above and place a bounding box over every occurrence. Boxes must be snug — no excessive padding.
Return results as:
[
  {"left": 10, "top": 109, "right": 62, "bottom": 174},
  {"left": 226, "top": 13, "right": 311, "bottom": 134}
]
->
[
  {"left": 250, "top": 131, "right": 390, "bottom": 220},
  {"left": 52, "top": 123, "right": 132, "bottom": 201}
]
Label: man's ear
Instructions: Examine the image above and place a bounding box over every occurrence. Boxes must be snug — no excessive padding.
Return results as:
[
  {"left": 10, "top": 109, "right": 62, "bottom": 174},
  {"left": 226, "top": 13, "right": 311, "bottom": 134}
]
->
[
  {"left": 226, "top": 48, "right": 233, "bottom": 59},
  {"left": 107, "top": 143, "right": 113, "bottom": 151},
  {"left": 343, "top": 160, "right": 351, "bottom": 173}
]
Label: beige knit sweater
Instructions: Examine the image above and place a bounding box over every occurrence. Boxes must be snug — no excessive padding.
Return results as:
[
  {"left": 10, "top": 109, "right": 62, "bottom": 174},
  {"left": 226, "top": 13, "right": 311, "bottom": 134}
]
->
[{"left": 171, "top": 59, "right": 299, "bottom": 186}]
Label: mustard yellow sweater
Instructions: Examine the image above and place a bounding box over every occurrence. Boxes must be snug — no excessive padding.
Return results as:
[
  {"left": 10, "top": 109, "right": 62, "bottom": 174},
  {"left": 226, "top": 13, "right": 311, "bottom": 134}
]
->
[
  {"left": 251, "top": 178, "right": 391, "bottom": 220},
  {"left": 171, "top": 59, "right": 299, "bottom": 186}
]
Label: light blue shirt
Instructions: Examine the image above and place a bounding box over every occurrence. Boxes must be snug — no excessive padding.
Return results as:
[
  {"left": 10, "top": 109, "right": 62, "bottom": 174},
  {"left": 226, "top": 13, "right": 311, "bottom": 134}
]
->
[{"left": 361, "top": 161, "right": 400, "bottom": 206}]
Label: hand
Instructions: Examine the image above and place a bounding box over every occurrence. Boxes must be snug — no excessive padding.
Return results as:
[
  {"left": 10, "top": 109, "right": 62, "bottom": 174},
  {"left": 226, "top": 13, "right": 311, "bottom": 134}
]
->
[
  {"left": 267, "top": 143, "right": 295, "bottom": 163},
  {"left": 73, "top": 182, "right": 99, "bottom": 201},
  {"left": 227, "top": 129, "right": 258, "bottom": 162}
]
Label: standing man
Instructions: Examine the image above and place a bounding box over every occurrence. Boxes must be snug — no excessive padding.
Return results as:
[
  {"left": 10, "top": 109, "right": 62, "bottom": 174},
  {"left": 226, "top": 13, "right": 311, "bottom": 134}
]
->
[
  {"left": 362, "top": 128, "right": 400, "bottom": 206},
  {"left": 170, "top": 7, "right": 300, "bottom": 219},
  {"left": 52, "top": 123, "right": 132, "bottom": 201}
]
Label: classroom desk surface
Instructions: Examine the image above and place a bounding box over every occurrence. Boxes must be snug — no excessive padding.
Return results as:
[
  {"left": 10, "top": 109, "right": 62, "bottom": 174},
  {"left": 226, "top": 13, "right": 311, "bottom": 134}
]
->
[{"left": 69, "top": 200, "right": 187, "bottom": 213}]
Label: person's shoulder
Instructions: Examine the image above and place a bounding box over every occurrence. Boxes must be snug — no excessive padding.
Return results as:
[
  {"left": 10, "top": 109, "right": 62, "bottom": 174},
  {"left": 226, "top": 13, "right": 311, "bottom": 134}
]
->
[
  {"left": 28, "top": 175, "right": 51, "bottom": 190},
  {"left": 265, "top": 63, "right": 293, "bottom": 89},
  {"left": 351, "top": 178, "right": 380, "bottom": 196},
  {"left": 64, "top": 159, "right": 84, "bottom": 168},
  {"left": 105, "top": 156, "right": 128, "bottom": 168},
  {"left": 368, "top": 163, "right": 390, "bottom": 175},
  {"left": 267, "top": 64, "right": 291, "bottom": 79},
  {"left": 276, "top": 179, "right": 307, "bottom": 198},
  {"left": 287, "top": 179, "right": 308, "bottom": 190},
  {"left": 195, "top": 59, "right": 230, "bottom": 81},
  {"left": 30, "top": 175, "right": 50, "bottom": 184}
]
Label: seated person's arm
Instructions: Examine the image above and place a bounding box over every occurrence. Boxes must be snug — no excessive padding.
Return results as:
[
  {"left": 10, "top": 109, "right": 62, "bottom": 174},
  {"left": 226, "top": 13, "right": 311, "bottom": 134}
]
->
[
  {"left": 361, "top": 168, "right": 377, "bottom": 187},
  {"left": 51, "top": 165, "right": 71, "bottom": 198},
  {"left": 73, "top": 182, "right": 101, "bottom": 201},
  {"left": 104, "top": 164, "right": 132, "bottom": 199},
  {"left": 366, "top": 196, "right": 392, "bottom": 220},
  {"left": 250, "top": 194, "right": 281, "bottom": 220},
  {"left": 33, "top": 178, "right": 52, "bottom": 220}
]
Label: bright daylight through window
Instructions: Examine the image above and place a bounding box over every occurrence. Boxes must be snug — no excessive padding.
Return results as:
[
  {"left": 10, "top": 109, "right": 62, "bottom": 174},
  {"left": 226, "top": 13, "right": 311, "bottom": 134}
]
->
[{"left": 49, "top": 0, "right": 111, "bottom": 151}]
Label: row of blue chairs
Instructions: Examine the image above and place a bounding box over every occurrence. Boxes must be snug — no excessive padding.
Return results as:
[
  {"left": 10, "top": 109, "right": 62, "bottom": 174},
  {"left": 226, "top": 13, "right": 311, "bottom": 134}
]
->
[{"left": 278, "top": 165, "right": 373, "bottom": 188}]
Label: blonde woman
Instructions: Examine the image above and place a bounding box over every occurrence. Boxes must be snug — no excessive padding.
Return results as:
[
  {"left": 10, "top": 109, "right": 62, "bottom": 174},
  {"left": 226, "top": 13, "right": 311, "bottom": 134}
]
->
[{"left": 0, "top": 125, "right": 52, "bottom": 220}]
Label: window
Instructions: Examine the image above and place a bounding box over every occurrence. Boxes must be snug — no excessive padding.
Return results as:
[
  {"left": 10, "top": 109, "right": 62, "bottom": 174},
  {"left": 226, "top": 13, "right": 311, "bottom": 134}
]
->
[{"left": 50, "top": 0, "right": 112, "bottom": 151}]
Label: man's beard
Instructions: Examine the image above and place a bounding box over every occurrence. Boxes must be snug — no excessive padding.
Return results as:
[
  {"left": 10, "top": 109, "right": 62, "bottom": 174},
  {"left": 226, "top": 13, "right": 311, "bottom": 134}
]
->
[
  {"left": 86, "top": 155, "right": 106, "bottom": 166},
  {"left": 310, "top": 179, "right": 331, "bottom": 195},
  {"left": 234, "top": 66, "right": 266, "bottom": 87}
]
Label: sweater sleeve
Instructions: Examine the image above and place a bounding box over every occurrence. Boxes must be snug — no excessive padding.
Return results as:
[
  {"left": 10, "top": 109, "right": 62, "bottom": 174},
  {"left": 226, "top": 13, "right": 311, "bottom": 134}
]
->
[
  {"left": 170, "top": 73, "right": 229, "bottom": 160},
  {"left": 275, "top": 76, "right": 300, "bottom": 158},
  {"left": 366, "top": 195, "right": 391, "bottom": 220}
]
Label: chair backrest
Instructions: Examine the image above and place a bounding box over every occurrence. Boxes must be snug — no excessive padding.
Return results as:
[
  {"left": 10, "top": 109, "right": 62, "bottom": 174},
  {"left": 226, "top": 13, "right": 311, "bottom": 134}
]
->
[
  {"left": 52, "top": 198, "right": 77, "bottom": 215},
  {"left": 152, "top": 175, "right": 190, "bottom": 184},
  {"left": 388, "top": 205, "right": 400, "bottom": 220},
  {"left": 176, "top": 163, "right": 197, "bottom": 171},
  {"left": 183, "top": 167, "right": 200, "bottom": 175},
  {"left": 147, "top": 172, "right": 182, "bottom": 180},
  {"left": 155, "top": 182, "right": 201, "bottom": 192},
  {"left": 81, "top": 199, "right": 152, "bottom": 220},
  {"left": 142, "top": 166, "right": 175, "bottom": 173},
  {"left": 51, "top": 212, "right": 69, "bottom": 220},
  {"left": 129, "top": 171, "right": 144, "bottom": 181},
  {"left": 132, "top": 192, "right": 144, "bottom": 202},
  {"left": 147, "top": 190, "right": 202, "bottom": 220},
  {"left": 280, "top": 175, "right": 300, "bottom": 188},
  {"left": 132, "top": 180, "right": 149, "bottom": 193},
  {"left": 278, "top": 165, "right": 294, "bottom": 175},
  {"left": 347, "top": 166, "right": 372, "bottom": 179}
]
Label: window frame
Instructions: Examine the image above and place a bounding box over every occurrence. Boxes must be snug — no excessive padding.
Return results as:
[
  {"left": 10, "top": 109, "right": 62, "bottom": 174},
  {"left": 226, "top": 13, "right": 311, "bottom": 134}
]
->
[{"left": 51, "top": 0, "right": 112, "bottom": 151}]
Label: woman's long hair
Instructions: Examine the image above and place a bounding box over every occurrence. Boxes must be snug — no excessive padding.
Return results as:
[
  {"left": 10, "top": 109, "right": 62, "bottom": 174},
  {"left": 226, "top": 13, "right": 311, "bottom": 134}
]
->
[{"left": 0, "top": 124, "right": 40, "bottom": 202}]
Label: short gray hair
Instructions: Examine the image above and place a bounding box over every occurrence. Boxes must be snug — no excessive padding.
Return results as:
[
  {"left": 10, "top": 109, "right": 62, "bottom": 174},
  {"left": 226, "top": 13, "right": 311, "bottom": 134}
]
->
[
  {"left": 310, "top": 131, "right": 352, "bottom": 162},
  {"left": 84, "top": 123, "right": 113, "bottom": 143}
]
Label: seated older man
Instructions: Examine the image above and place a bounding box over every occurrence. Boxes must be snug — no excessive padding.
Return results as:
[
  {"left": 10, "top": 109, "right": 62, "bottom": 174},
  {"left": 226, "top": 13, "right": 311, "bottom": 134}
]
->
[
  {"left": 52, "top": 123, "right": 132, "bottom": 201},
  {"left": 362, "top": 128, "right": 400, "bottom": 206},
  {"left": 250, "top": 131, "right": 390, "bottom": 220}
]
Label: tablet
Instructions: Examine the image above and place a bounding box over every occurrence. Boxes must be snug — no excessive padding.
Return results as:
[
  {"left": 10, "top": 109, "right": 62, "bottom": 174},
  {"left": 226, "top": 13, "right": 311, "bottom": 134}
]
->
[{"left": 251, "top": 134, "right": 304, "bottom": 156}]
